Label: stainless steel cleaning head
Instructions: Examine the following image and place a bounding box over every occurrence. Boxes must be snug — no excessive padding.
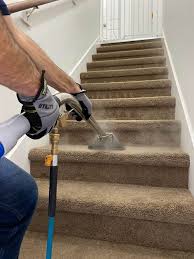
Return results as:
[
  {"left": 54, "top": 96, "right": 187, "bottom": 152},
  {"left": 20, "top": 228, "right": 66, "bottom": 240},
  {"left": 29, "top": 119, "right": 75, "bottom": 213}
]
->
[
  {"left": 88, "top": 132, "right": 124, "bottom": 150},
  {"left": 54, "top": 93, "right": 125, "bottom": 151}
]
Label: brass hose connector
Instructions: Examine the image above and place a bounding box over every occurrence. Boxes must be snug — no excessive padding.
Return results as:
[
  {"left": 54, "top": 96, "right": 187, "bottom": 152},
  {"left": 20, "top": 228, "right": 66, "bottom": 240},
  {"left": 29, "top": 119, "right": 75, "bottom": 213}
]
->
[{"left": 49, "top": 127, "right": 60, "bottom": 156}]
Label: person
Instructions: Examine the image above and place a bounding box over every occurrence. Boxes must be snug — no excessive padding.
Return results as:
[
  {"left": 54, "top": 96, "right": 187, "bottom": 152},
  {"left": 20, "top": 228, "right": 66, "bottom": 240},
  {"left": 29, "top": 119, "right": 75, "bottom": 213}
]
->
[{"left": 0, "top": 0, "right": 92, "bottom": 258}]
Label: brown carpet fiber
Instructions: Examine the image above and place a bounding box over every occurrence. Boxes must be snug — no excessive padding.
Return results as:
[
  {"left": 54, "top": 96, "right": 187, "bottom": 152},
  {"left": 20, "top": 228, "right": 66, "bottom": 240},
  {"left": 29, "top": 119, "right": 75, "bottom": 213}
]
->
[
  {"left": 20, "top": 232, "right": 194, "bottom": 259},
  {"left": 21, "top": 38, "right": 194, "bottom": 257}
]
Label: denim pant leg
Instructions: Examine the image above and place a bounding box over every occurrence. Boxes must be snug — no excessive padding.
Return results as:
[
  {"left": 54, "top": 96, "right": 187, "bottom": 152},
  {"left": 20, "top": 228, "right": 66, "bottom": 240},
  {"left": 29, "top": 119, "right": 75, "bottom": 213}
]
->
[{"left": 0, "top": 157, "right": 38, "bottom": 259}]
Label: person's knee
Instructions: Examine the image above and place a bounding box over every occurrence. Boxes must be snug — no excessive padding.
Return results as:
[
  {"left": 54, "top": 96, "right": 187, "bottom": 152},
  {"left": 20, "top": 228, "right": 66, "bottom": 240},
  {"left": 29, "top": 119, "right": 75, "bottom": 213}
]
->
[
  {"left": 19, "top": 172, "right": 38, "bottom": 219},
  {"left": 0, "top": 157, "right": 38, "bottom": 222},
  {"left": 26, "top": 174, "right": 38, "bottom": 211},
  {"left": 0, "top": 164, "right": 38, "bottom": 247}
]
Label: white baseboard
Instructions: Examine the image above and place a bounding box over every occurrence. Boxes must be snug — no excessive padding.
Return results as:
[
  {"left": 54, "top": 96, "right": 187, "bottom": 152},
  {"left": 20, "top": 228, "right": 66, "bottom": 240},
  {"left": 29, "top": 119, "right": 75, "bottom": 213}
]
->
[
  {"left": 6, "top": 37, "right": 99, "bottom": 172},
  {"left": 162, "top": 32, "right": 194, "bottom": 196},
  {"left": 99, "top": 36, "right": 161, "bottom": 45},
  {"left": 69, "top": 36, "right": 99, "bottom": 82}
]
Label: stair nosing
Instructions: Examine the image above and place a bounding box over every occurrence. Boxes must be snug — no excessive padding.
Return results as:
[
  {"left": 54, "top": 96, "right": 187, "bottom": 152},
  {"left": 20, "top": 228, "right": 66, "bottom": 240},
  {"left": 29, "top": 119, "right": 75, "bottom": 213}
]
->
[
  {"left": 101, "top": 39, "right": 162, "bottom": 46},
  {"left": 93, "top": 48, "right": 164, "bottom": 60},
  {"left": 29, "top": 146, "right": 189, "bottom": 168},
  {"left": 83, "top": 79, "right": 171, "bottom": 91},
  {"left": 36, "top": 179, "right": 194, "bottom": 226},
  {"left": 87, "top": 56, "right": 166, "bottom": 68},
  {"left": 97, "top": 42, "right": 163, "bottom": 53},
  {"left": 94, "top": 48, "right": 163, "bottom": 55},
  {"left": 61, "top": 120, "right": 181, "bottom": 132},
  {"left": 91, "top": 96, "right": 175, "bottom": 108},
  {"left": 81, "top": 67, "right": 168, "bottom": 80}
]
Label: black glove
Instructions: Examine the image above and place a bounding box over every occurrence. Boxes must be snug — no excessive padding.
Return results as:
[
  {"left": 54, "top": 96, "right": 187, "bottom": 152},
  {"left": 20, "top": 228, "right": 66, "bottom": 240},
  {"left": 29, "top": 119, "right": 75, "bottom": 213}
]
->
[
  {"left": 17, "top": 71, "right": 60, "bottom": 139},
  {"left": 66, "top": 84, "right": 92, "bottom": 121}
]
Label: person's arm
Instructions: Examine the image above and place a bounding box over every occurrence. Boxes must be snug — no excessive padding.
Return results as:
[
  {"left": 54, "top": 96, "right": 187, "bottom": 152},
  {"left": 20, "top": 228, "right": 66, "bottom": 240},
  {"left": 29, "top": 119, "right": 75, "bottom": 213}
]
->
[
  {"left": 3, "top": 15, "right": 80, "bottom": 94},
  {"left": 0, "top": 13, "right": 40, "bottom": 96},
  {"left": 0, "top": 1, "right": 91, "bottom": 125},
  {"left": 0, "top": 7, "right": 60, "bottom": 139}
]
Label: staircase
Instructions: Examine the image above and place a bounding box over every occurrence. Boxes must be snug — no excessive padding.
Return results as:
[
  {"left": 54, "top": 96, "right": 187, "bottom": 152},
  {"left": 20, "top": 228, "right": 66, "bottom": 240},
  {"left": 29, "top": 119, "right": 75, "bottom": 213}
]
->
[{"left": 20, "top": 39, "right": 194, "bottom": 258}]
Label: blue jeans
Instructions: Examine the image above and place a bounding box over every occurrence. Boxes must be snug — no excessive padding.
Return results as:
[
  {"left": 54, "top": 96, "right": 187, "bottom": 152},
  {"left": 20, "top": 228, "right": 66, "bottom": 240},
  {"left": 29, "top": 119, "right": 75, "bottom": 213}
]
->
[{"left": 0, "top": 157, "right": 38, "bottom": 259}]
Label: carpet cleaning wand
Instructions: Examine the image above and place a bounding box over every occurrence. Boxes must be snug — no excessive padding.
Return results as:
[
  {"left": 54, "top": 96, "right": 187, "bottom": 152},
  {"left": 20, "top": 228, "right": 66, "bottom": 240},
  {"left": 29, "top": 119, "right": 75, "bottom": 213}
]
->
[{"left": 54, "top": 93, "right": 125, "bottom": 150}]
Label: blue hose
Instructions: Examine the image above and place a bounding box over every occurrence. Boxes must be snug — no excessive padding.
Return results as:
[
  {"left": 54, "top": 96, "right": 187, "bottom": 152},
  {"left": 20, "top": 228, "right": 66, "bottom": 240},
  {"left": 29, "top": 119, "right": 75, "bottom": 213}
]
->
[
  {"left": 46, "top": 163, "right": 58, "bottom": 259},
  {"left": 46, "top": 217, "right": 55, "bottom": 259},
  {"left": 0, "top": 143, "right": 5, "bottom": 158}
]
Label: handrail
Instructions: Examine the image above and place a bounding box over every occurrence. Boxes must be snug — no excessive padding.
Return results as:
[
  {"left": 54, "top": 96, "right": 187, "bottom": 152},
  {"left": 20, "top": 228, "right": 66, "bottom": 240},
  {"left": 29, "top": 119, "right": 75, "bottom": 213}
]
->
[{"left": 8, "top": 0, "right": 63, "bottom": 14}]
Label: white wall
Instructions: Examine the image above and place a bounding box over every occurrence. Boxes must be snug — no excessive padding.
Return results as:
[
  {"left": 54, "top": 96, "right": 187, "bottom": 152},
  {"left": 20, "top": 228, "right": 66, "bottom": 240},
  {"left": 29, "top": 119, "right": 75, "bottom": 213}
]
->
[
  {"left": 0, "top": 0, "right": 100, "bottom": 170},
  {"left": 163, "top": 0, "right": 194, "bottom": 195}
]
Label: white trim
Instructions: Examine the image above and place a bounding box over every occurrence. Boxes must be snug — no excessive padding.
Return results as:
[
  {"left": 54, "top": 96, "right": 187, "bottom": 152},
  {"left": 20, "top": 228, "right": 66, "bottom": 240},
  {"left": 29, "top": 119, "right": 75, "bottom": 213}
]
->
[
  {"left": 5, "top": 135, "right": 26, "bottom": 160},
  {"left": 69, "top": 36, "right": 99, "bottom": 76},
  {"left": 163, "top": 30, "right": 194, "bottom": 196},
  {"left": 68, "top": 36, "right": 99, "bottom": 83},
  {"left": 99, "top": 36, "right": 160, "bottom": 45},
  {"left": 163, "top": 32, "right": 194, "bottom": 147}
]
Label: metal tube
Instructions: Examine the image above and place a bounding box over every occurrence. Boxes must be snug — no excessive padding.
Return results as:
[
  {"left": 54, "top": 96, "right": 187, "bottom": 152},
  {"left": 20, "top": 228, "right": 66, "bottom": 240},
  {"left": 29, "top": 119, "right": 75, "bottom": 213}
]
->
[
  {"left": 55, "top": 93, "right": 107, "bottom": 137},
  {"left": 54, "top": 92, "right": 124, "bottom": 150},
  {"left": 87, "top": 116, "right": 107, "bottom": 137}
]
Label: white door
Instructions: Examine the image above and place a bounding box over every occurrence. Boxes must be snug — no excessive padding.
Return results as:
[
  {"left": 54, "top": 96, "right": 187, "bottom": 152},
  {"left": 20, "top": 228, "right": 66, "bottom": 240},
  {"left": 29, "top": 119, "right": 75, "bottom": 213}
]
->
[{"left": 101, "top": 0, "right": 162, "bottom": 42}]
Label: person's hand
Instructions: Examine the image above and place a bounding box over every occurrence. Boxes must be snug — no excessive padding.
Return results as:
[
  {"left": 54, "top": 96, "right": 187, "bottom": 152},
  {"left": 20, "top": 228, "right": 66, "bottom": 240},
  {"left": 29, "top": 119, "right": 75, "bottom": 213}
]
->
[
  {"left": 66, "top": 84, "right": 92, "bottom": 121},
  {"left": 17, "top": 71, "right": 59, "bottom": 139}
]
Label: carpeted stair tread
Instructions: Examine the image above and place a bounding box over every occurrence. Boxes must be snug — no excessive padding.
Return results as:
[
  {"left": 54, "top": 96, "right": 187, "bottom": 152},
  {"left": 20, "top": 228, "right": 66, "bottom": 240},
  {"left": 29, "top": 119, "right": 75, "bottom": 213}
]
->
[
  {"left": 97, "top": 41, "right": 162, "bottom": 53},
  {"left": 92, "top": 96, "right": 175, "bottom": 108},
  {"left": 87, "top": 56, "right": 166, "bottom": 71},
  {"left": 29, "top": 145, "right": 188, "bottom": 188},
  {"left": 20, "top": 232, "right": 194, "bottom": 259},
  {"left": 92, "top": 48, "right": 164, "bottom": 61},
  {"left": 90, "top": 97, "right": 175, "bottom": 120},
  {"left": 101, "top": 38, "right": 162, "bottom": 46},
  {"left": 35, "top": 179, "right": 194, "bottom": 225},
  {"left": 59, "top": 120, "right": 180, "bottom": 147},
  {"left": 81, "top": 67, "right": 168, "bottom": 80},
  {"left": 84, "top": 79, "right": 171, "bottom": 98},
  {"left": 29, "top": 145, "right": 189, "bottom": 168},
  {"left": 61, "top": 119, "right": 180, "bottom": 132},
  {"left": 83, "top": 79, "right": 171, "bottom": 91}
]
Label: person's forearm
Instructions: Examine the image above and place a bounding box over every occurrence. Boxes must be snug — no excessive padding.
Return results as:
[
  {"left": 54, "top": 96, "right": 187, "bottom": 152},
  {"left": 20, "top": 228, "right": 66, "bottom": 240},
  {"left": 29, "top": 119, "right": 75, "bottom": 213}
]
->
[
  {"left": 4, "top": 16, "right": 80, "bottom": 94},
  {"left": 0, "top": 14, "right": 40, "bottom": 96}
]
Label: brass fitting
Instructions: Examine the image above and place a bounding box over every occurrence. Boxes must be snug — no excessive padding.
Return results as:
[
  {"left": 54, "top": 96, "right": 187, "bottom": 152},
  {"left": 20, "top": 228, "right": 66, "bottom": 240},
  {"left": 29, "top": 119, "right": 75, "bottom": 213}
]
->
[
  {"left": 49, "top": 127, "right": 60, "bottom": 156},
  {"left": 45, "top": 113, "right": 68, "bottom": 166},
  {"left": 58, "top": 113, "right": 69, "bottom": 128},
  {"left": 49, "top": 112, "right": 69, "bottom": 156}
]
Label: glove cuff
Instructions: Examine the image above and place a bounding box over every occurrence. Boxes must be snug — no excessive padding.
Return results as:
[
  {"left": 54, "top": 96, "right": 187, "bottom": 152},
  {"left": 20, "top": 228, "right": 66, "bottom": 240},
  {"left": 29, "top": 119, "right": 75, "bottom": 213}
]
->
[
  {"left": 17, "top": 70, "right": 47, "bottom": 105},
  {"left": 71, "top": 89, "right": 86, "bottom": 97}
]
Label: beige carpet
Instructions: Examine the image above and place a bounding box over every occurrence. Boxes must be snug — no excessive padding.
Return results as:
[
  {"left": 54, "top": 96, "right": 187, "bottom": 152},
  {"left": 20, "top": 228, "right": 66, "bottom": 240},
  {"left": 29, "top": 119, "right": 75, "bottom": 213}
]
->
[
  {"left": 20, "top": 232, "right": 194, "bottom": 259},
  {"left": 21, "top": 38, "right": 194, "bottom": 257}
]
